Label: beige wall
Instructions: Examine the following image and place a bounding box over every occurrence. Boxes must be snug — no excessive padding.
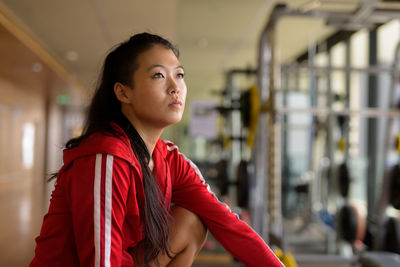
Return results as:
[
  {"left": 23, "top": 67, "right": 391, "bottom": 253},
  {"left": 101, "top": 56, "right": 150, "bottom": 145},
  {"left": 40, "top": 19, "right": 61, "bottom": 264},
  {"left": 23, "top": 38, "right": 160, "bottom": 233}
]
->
[{"left": 0, "top": 77, "right": 45, "bottom": 184}]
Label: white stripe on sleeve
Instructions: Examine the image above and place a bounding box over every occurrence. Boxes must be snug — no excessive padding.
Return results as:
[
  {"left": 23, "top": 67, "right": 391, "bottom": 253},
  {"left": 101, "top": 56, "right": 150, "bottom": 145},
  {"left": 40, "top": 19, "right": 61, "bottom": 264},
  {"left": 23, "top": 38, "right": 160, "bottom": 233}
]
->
[
  {"left": 104, "top": 155, "right": 113, "bottom": 267},
  {"left": 94, "top": 154, "right": 102, "bottom": 267}
]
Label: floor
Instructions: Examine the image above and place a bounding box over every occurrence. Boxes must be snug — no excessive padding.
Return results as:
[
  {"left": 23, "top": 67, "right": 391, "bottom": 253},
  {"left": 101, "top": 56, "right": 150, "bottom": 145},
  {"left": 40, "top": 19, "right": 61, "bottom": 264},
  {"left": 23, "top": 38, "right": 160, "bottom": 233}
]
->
[{"left": 0, "top": 175, "right": 45, "bottom": 266}]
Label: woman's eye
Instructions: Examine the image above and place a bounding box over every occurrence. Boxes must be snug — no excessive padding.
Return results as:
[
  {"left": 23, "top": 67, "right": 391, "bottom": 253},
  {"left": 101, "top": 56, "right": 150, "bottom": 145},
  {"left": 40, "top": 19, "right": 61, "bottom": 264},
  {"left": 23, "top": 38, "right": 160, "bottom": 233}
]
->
[
  {"left": 177, "top": 73, "right": 185, "bottom": 79},
  {"left": 152, "top": 72, "right": 164, "bottom": 79}
]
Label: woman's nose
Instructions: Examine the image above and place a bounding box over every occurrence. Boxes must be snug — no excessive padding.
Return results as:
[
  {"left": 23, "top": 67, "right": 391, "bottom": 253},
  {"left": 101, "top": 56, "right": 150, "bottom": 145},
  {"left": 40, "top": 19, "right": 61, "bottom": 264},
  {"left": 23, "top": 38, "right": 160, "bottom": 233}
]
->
[{"left": 168, "top": 78, "right": 180, "bottom": 95}]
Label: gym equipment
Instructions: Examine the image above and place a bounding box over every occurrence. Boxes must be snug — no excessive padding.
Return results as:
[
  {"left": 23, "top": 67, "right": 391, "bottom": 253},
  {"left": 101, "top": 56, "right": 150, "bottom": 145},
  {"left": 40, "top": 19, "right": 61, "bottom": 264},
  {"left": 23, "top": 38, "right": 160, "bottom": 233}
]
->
[
  {"left": 274, "top": 249, "right": 298, "bottom": 267},
  {"left": 388, "top": 164, "right": 400, "bottom": 210},
  {"left": 359, "top": 252, "right": 400, "bottom": 267},
  {"left": 212, "top": 67, "right": 262, "bottom": 216},
  {"left": 336, "top": 204, "right": 366, "bottom": 245},
  {"left": 337, "top": 205, "right": 358, "bottom": 244},
  {"left": 333, "top": 105, "right": 369, "bottom": 248},
  {"left": 319, "top": 209, "right": 335, "bottom": 229},
  {"left": 214, "top": 84, "right": 260, "bottom": 149},
  {"left": 239, "top": 89, "right": 251, "bottom": 128},
  {"left": 239, "top": 85, "right": 260, "bottom": 148},
  {"left": 383, "top": 217, "right": 400, "bottom": 254},
  {"left": 336, "top": 115, "right": 351, "bottom": 198},
  {"left": 245, "top": 1, "right": 400, "bottom": 258},
  {"left": 337, "top": 162, "right": 351, "bottom": 199},
  {"left": 215, "top": 158, "right": 251, "bottom": 208},
  {"left": 337, "top": 115, "right": 348, "bottom": 152},
  {"left": 236, "top": 160, "right": 250, "bottom": 209},
  {"left": 373, "top": 28, "right": 400, "bottom": 250},
  {"left": 254, "top": 1, "right": 400, "bottom": 246},
  {"left": 216, "top": 159, "right": 229, "bottom": 196}
]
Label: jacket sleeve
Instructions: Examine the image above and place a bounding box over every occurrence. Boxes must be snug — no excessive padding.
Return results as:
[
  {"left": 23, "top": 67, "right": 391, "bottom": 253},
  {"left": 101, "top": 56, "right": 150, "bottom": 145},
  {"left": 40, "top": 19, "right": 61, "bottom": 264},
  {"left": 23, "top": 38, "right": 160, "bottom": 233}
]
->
[
  {"left": 66, "top": 153, "right": 131, "bottom": 267},
  {"left": 169, "top": 150, "right": 283, "bottom": 267}
]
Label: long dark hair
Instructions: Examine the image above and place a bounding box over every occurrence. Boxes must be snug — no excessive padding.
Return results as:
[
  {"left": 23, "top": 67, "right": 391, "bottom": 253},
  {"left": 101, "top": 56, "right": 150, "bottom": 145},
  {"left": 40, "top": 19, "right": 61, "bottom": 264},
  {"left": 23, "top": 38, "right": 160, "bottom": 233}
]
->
[{"left": 65, "top": 32, "right": 178, "bottom": 266}]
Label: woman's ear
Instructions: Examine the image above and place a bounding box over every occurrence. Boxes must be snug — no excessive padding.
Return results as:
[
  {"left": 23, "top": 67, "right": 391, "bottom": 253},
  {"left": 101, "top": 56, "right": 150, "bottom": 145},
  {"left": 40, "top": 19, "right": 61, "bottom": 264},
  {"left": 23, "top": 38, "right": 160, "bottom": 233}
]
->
[{"left": 114, "top": 82, "right": 130, "bottom": 103}]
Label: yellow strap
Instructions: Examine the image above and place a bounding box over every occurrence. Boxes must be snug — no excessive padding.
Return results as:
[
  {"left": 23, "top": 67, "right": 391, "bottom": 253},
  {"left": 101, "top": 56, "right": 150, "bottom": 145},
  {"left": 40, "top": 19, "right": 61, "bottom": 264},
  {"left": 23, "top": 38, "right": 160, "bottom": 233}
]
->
[
  {"left": 274, "top": 249, "right": 283, "bottom": 259},
  {"left": 223, "top": 136, "right": 231, "bottom": 149},
  {"left": 338, "top": 136, "right": 346, "bottom": 152},
  {"left": 274, "top": 249, "right": 298, "bottom": 267},
  {"left": 281, "top": 252, "right": 298, "bottom": 267},
  {"left": 397, "top": 134, "right": 400, "bottom": 152},
  {"left": 247, "top": 85, "right": 260, "bottom": 148}
]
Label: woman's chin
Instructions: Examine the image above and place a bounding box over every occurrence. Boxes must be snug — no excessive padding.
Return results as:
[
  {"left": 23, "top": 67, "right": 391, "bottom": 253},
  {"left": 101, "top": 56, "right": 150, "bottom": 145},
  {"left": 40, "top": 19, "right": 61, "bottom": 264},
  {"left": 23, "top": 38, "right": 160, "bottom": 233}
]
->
[
  {"left": 165, "top": 115, "right": 183, "bottom": 126},
  {"left": 169, "top": 117, "right": 182, "bottom": 126},
  {"left": 161, "top": 116, "right": 182, "bottom": 128}
]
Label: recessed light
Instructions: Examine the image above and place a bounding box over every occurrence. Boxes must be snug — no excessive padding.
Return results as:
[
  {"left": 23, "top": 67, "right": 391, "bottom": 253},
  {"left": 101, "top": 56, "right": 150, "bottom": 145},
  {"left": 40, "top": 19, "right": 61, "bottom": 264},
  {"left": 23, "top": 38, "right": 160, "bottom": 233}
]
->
[
  {"left": 32, "top": 62, "right": 43, "bottom": 73},
  {"left": 66, "top": 50, "right": 79, "bottom": 61}
]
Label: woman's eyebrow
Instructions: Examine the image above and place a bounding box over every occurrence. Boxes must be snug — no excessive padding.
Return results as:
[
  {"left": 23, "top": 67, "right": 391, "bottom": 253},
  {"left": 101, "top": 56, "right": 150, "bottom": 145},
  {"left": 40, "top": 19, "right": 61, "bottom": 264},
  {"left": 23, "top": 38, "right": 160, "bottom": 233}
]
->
[{"left": 147, "top": 64, "right": 184, "bottom": 71}]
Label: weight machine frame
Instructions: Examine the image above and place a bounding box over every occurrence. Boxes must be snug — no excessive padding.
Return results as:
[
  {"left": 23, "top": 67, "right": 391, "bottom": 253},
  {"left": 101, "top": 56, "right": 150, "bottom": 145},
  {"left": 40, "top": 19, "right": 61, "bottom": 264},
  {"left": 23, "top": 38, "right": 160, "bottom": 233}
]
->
[{"left": 254, "top": 1, "right": 400, "bottom": 252}]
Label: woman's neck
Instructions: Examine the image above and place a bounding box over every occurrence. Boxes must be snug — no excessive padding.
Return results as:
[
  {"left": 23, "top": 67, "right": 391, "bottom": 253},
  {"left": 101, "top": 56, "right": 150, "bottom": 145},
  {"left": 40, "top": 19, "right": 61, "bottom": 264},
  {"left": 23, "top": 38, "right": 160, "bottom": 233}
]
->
[
  {"left": 137, "top": 127, "right": 162, "bottom": 156},
  {"left": 136, "top": 127, "right": 161, "bottom": 172},
  {"left": 122, "top": 111, "right": 163, "bottom": 156}
]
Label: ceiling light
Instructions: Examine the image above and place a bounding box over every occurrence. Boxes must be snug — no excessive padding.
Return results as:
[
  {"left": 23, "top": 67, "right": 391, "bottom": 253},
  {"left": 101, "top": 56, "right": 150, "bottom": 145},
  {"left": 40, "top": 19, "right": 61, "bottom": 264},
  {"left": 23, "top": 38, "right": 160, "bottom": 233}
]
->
[
  {"left": 66, "top": 50, "right": 79, "bottom": 61},
  {"left": 32, "top": 62, "right": 43, "bottom": 73}
]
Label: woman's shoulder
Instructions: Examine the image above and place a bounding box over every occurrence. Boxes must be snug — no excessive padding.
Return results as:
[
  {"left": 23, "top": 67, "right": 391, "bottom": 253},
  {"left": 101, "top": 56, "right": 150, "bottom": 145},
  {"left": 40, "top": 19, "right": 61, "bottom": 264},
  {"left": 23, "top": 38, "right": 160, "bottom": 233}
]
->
[
  {"left": 156, "top": 139, "right": 180, "bottom": 156},
  {"left": 156, "top": 139, "right": 190, "bottom": 163}
]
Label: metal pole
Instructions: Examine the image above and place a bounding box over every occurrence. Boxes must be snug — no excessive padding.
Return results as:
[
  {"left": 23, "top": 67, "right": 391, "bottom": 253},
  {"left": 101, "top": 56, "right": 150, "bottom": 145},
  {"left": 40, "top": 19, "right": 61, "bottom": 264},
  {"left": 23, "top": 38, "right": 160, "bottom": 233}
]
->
[
  {"left": 344, "top": 39, "right": 351, "bottom": 161},
  {"left": 254, "top": 3, "right": 286, "bottom": 244},
  {"left": 366, "top": 28, "right": 378, "bottom": 249},
  {"left": 326, "top": 50, "right": 337, "bottom": 254},
  {"left": 254, "top": 15, "right": 270, "bottom": 243},
  {"left": 267, "top": 107, "right": 400, "bottom": 117},
  {"left": 257, "top": 3, "right": 285, "bottom": 246},
  {"left": 281, "top": 63, "right": 393, "bottom": 75},
  {"left": 281, "top": 66, "right": 290, "bottom": 217}
]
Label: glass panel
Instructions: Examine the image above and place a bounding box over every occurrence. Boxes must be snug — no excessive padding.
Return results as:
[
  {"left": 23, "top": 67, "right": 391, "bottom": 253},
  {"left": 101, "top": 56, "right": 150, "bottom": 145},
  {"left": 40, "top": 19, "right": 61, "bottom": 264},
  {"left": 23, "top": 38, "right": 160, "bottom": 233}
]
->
[
  {"left": 378, "top": 20, "right": 400, "bottom": 64},
  {"left": 331, "top": 42, "right": 346, "bottom": 102},
  {"left": 350, "top": 29, "right": 368, "bottom": 68}
]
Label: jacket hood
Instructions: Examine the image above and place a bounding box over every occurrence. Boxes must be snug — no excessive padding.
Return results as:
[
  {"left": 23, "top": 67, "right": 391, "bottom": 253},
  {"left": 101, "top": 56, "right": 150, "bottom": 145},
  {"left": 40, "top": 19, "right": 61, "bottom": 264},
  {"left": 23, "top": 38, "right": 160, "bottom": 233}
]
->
[{"left": 62, "top": 124, "right": 135, "bottom": 167}]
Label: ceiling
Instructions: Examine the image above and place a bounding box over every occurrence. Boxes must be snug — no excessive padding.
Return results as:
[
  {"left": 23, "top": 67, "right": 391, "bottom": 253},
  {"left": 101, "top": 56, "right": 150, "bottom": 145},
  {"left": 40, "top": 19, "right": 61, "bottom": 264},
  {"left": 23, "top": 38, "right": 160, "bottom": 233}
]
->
[{"left": 0, "top": 0, "right": 378, "bottom": 104}]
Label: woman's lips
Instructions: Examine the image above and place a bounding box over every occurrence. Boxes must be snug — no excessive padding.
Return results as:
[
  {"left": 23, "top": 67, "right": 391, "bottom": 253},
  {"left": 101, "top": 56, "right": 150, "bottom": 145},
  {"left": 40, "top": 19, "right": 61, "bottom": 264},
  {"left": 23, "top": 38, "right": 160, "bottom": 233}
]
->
[{"left": 169, "top": 99, "right": 182, "bottom": 108}]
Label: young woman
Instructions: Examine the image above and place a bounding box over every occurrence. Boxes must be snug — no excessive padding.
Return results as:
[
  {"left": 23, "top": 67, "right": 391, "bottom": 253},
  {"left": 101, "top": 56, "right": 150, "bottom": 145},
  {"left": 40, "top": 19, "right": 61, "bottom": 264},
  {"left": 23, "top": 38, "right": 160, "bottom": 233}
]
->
[{"left": 30, "top": 33, "right": 283, "bottom": 267}]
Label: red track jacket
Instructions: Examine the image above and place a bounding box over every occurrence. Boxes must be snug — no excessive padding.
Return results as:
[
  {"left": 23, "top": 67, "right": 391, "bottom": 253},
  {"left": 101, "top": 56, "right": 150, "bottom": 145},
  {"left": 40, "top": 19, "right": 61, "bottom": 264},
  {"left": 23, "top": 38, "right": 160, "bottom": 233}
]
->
[{"left": 31, "top": 125, "right": 283, "bottom": 267}]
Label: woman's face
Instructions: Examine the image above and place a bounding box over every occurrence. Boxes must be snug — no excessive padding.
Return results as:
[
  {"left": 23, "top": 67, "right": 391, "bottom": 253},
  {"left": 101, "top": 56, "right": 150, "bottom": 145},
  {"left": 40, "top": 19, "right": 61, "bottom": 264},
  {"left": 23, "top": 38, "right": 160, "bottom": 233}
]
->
[{"left": 122, "top": 45, "right": 187, "bottom": 129}]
